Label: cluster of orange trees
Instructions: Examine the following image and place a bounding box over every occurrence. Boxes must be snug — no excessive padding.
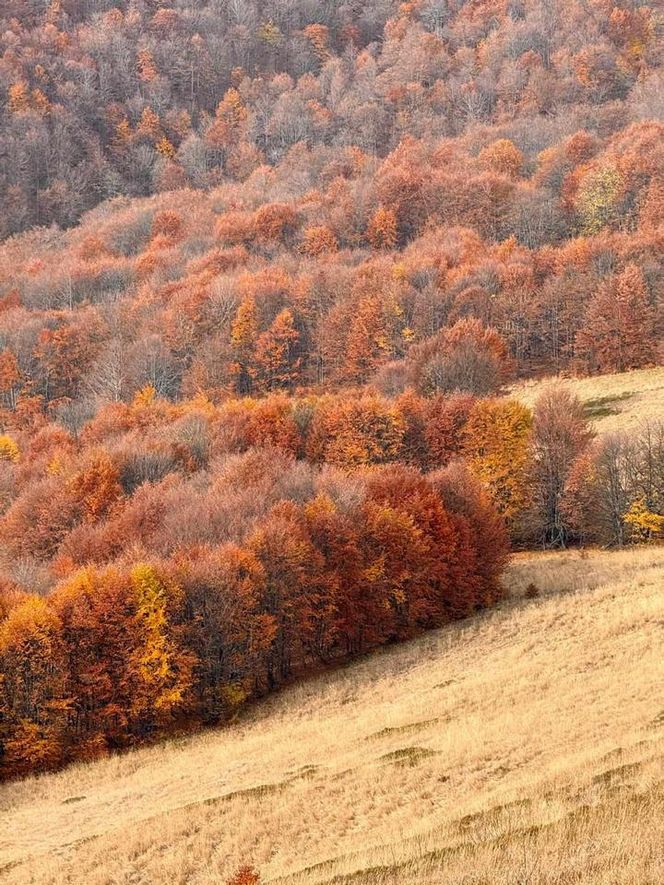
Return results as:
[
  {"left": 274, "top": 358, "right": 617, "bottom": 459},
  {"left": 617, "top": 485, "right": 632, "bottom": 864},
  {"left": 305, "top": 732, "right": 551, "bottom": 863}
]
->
[
  {"left": 0, "top": 163, "right": 661, "bottom": 427},
  {"left": 2, "top": 379, "right": 663, "bottom": 778},
  {"left": 0, "top": 457, "right": 507, "bottom": 779}
]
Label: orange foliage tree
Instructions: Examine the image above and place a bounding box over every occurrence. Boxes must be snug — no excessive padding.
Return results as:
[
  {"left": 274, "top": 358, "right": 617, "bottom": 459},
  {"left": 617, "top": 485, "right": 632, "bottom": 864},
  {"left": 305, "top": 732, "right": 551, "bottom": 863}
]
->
[
  {"left": 575, "top": 264, "right": 657, "bottom": 373},
  {"left": 367, "top": 206, "right": 398, "bottom": 250},
  {"left": 255, "top": 309, "right": 301, "bottom": 392}
]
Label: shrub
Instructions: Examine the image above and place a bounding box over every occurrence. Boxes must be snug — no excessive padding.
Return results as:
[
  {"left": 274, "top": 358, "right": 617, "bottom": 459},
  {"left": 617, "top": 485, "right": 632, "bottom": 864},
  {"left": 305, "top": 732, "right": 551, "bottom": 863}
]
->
[{"left": 226, "top": 867, "right": 260, "bottom": 885}]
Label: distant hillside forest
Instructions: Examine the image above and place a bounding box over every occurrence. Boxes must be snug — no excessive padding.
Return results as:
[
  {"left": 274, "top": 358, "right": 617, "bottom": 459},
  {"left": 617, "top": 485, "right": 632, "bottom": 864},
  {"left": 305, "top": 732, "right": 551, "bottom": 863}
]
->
[
  {"left": 0, "top": 0, "right": 662, "bottom": 239},
  {"left": 0, "top": 0, "right": 662, "bottom": 779}
]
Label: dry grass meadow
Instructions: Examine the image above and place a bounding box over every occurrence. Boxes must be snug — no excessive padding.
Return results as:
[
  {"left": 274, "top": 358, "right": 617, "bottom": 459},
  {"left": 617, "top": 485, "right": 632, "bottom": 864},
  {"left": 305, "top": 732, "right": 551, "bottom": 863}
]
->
[
  {"left": 1, "top": 545, "right": 663, "bottom": 884},
  {"left": 511, "top": 365, "right": 664, "bottom": 434}
]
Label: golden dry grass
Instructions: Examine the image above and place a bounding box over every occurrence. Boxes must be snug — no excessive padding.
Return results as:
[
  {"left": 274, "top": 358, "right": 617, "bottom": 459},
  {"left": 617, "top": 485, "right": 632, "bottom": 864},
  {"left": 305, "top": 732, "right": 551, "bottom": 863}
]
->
[
  {"left": 511, "top": 365, "right": 664, "bottom": 433},
  {"left": 1, "top": 546, "right": 663, "bottom": 884}
]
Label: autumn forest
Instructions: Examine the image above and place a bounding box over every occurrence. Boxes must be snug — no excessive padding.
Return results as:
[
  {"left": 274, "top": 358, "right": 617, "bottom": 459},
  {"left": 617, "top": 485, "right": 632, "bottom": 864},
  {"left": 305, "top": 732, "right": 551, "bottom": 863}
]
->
[{"left": 0, "top": 0, "right": 662, "bottom": 782}]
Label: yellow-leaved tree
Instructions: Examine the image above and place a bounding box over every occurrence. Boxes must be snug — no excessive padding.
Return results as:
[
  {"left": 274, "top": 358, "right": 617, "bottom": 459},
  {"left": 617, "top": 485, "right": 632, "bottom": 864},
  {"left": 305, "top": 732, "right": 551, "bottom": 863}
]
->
[
  {"left": 130, "top": 564, "right": 194, "bottom": 730},
  {"left": 623, "top": 499, "right": 664, "bottom": 542},
  {"left": 0, "top": 434, "right": 20, "bottom": 462},
  {"left": 462, "top": 398, "right": 533, "bottom": 525},
  {"left": 0, "top": 596, "right": 66, "bottom": 776}
]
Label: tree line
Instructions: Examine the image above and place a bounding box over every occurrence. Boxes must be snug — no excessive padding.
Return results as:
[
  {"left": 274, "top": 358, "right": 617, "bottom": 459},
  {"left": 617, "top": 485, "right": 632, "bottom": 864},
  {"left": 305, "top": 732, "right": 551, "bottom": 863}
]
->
[
  {"left": 0, "top": 459, "right": 507, "bottom": 779},
  {"left": 2, "top": 380, "right": 660, "bottom": 779}
]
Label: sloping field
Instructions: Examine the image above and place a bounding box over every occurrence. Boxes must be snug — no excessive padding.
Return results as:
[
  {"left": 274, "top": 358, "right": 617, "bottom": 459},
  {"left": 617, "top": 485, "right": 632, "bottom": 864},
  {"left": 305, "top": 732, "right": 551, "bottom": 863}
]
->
[
  {"left": 1, "top": 546, "right": 663, "bottom": 884},
  {"left": 511, "top": 365, "right": 664, "bottom": 434}
]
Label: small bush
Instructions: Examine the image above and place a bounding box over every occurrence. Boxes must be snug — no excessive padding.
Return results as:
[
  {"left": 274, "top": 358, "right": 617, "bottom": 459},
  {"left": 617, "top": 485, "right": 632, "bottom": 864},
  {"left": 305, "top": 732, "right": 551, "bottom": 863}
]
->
[
  {"left": 525, "top": 582, "right": 540, "bottom": 599},
  {"left": 226, "top": 866, "right": 260, "bottom": 885}
]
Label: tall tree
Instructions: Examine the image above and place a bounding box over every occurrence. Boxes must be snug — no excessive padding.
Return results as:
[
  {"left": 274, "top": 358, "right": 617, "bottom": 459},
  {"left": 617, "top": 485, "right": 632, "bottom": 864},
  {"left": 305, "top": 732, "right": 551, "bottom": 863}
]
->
[
  {"left": 462, "top": 398, "right": 533, "bottom": 525},
  {"left": 230, "top": 296, "right": 259, "bottom": 395},
  {"left": 575, "top": 264, "right": 657, "bottom": 373},
  {"left": 255, "top": 309, "right": 301, "bottom": 392},
  {"left": 525, "top": 387, "right": 594, "bottom": 546}
]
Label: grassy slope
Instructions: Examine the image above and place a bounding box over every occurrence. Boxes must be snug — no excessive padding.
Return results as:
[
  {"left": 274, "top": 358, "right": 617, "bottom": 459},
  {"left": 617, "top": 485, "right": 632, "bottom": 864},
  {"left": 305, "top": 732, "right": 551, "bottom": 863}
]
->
[
  {"left": 1, "top": 546, "right": 663, "bottom": 884},
  {"left": 2, "top": 369, "right": 662, "bottom": 883},
  {"left": 511, "top": 365, "right": 664, "bottom": 434}
]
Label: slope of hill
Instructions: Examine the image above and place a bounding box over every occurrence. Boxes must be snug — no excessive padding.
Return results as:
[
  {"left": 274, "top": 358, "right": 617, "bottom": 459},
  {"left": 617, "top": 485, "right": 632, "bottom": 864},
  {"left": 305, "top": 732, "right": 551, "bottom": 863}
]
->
[
  {"left": 512, "top": 366, "right": 664, "bottom": 434},
  {"left": 2, "top": 546, "right": 663, "bottom": 884},
  {"left": 1, "top": 0, "right": 661, "bottom": 239}
]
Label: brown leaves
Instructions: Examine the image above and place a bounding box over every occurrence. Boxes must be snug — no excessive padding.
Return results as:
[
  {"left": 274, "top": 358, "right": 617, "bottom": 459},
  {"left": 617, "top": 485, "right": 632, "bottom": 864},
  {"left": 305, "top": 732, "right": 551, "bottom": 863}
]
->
[
  {"left": 226, "top": 867, "right": 260, "bottom": 885},
  {"left": 70, "top": 452, "right": 123, "bottom": 523}
]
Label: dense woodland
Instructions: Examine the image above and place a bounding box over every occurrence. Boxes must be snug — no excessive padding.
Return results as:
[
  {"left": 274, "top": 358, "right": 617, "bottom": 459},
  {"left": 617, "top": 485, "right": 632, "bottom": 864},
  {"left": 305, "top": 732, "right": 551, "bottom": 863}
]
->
[{"left": 0, "top": 0, "right": 662, "bottom": 779}]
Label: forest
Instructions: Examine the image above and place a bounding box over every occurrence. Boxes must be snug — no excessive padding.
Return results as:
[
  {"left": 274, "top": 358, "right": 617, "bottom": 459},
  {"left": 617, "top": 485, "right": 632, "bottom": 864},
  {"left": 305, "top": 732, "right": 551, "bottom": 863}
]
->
[{"left": 0, "top": 0, "right": 662, "bottom": 780}]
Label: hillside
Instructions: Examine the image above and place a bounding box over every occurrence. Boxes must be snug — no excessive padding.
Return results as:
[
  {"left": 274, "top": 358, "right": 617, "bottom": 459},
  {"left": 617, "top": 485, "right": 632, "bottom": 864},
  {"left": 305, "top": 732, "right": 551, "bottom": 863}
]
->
[
  {"left": 1, "top": 1, "right": 663, "bottom": 415},
  {"left": 1, "top": 0, "right": 662, "bottom": 239},
  {"left": 2, "top": 546, "right": 663, "bottom": 884},
  {"left": 512, "top": 366, "right": 664, "bottom": 434},
  {"left": 0, "top": 0, "right": 663, "bottom": 878},
  {"left": 0, "top": 0, "right": 662, "bottom": 834}
]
